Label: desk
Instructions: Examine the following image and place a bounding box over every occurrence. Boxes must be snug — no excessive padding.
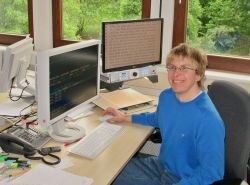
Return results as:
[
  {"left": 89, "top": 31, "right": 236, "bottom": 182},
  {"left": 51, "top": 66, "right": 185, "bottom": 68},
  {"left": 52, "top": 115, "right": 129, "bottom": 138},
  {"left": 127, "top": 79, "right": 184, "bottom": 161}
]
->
[
  {"left": 0, "top": 93, "right": 16, "bottom": 130},
  {"left": 49, "top": 107, "right": 153, "bottom": 185},
  {"left": 0, "top": 93, "right": 155, "bottom": 185}
]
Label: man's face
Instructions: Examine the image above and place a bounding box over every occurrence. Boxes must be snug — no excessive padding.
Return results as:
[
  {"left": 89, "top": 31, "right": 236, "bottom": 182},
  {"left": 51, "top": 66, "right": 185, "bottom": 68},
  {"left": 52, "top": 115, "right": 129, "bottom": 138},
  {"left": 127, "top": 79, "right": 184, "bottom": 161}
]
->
[{"left": 167, "top": 56, "right": 202, "bottom": 99}]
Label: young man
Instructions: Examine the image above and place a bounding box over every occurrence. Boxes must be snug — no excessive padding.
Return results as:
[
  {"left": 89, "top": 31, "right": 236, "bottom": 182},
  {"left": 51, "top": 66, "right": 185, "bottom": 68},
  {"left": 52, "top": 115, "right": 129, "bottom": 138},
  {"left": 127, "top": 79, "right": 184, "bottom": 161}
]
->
[{"left": 103, "top": 44, "right": 225, "bottom": 185}]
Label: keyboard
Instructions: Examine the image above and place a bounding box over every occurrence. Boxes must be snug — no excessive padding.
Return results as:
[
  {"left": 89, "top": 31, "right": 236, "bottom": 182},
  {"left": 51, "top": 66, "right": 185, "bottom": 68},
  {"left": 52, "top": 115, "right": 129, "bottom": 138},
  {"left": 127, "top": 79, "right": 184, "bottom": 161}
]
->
[
  {"left": 7, "top": 126, "right": 51, "bottom": 149},
  {"left": 68, "top": 122, "right": 124, "bottom": 159}
]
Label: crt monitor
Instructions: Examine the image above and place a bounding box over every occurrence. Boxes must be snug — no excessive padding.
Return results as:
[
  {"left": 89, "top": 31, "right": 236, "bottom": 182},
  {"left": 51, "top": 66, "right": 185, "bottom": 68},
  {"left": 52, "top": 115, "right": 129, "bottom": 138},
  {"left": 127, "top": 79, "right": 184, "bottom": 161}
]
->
[
  {"left": 0, "top": 36, "right": 34, "bottom": 95},
  {"left": 102, "top": 18, "right": 163, "bottom": 74},
  {"left": 36, "top": 40, "right": 100, "bottom": 142}
]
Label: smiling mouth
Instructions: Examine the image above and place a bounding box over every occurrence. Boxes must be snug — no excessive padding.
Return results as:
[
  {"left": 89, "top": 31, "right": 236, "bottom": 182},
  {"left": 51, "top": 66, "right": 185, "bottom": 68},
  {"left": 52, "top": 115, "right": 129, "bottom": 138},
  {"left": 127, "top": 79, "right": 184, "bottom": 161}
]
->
[{"left": 173, "top": 80, "right": 184, "bottom": 84}]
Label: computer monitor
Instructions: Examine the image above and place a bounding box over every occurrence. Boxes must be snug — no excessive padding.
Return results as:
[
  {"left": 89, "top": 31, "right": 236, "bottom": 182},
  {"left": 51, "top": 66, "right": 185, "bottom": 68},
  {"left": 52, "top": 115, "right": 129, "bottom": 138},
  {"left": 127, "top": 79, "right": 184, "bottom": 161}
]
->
[
  {"left": 101, "top": 18, "right": 163, "bottom": 84},
  {"left": 36, "top": 40, "right": 100, "bottom": 142},
  {"left": 0, "top": 36, "right": 34, "bottom": 95}
]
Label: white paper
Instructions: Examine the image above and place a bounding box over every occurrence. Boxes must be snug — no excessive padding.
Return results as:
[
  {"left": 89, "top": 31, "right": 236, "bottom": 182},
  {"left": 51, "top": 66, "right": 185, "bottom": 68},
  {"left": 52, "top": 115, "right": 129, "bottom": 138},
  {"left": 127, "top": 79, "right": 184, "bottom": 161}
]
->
[
  {"left": 6, "top": 164, "right": 93, "bottom": 185},
  {"left": 0, "top": 98, "right": 33, "bottom": 116}
]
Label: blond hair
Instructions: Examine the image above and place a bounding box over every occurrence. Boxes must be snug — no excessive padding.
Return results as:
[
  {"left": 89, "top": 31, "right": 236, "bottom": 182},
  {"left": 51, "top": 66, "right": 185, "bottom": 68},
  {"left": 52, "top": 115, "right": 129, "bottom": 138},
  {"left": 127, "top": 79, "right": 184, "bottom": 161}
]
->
[{"left": 166, "top": 43, "right": 208, "bottom": 89}]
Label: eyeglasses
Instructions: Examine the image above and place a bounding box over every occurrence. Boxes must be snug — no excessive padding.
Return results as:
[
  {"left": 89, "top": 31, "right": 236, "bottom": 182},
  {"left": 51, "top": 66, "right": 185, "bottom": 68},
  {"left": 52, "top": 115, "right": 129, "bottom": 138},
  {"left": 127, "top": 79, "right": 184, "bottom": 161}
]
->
[{"left": 166, "top": 65, "right": 197, "bottom": 73}]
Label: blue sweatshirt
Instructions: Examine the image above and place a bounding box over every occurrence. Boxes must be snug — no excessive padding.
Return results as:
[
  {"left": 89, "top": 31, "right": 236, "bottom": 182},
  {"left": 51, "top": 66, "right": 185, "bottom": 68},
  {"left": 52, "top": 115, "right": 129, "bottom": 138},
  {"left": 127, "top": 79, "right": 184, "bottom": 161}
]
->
[{"left": 132, "top": 88, "right": 225, "bottom": 185}]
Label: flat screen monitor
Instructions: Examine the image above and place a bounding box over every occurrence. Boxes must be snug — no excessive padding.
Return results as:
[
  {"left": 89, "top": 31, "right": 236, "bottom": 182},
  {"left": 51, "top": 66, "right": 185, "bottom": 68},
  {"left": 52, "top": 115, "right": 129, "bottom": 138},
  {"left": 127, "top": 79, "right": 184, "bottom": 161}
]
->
[
  {"left": 102, "top": 18, "right": 163, "bottom": 73},
  {"left": 0, "top": 36, "right": 34, "bottom": 95},
  {"left": 36, "top": 40, "right": 100, "bottom": 142}
]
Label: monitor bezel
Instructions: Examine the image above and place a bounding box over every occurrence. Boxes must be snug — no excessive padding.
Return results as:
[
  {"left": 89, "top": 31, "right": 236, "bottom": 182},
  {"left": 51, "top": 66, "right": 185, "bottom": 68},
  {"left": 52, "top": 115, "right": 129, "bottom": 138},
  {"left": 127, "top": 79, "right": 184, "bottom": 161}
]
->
[
  {"left": 102, "top": 18, "right": 163, "bottom": 73},
  {"left": 36, "top": 40, "right": 101, "bottom": 128}
]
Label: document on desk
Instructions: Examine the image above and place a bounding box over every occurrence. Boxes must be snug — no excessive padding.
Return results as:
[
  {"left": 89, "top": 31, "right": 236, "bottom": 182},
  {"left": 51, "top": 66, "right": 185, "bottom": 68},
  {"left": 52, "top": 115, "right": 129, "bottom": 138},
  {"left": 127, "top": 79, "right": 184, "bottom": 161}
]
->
[
  {"left": 0, "top": 98, "right": 33, "bottom": 116},
  {"left": 4, "top": 164, "right": 93, "bottom": 185},
  {"left": 93, "top": 88, "right": 154, "bottom": 110}
]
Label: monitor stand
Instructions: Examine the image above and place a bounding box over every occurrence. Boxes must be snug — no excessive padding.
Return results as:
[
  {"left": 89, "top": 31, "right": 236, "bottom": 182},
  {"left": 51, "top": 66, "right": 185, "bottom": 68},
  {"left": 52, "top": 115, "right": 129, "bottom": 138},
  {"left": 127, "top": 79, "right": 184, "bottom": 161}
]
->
[
  {"left": 48, "top": 120, "right": 85, "bottom": 143},
  {"left": 64, "top": 103, "right": 95, "bottom": 121}
]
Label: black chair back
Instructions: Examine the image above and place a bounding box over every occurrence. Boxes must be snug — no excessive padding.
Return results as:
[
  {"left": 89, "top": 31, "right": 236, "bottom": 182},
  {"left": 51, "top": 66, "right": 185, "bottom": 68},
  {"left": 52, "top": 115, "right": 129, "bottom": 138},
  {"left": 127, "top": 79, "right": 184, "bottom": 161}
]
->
[{"left": 208, "top": 80, "right": 250, "bottom": 180}]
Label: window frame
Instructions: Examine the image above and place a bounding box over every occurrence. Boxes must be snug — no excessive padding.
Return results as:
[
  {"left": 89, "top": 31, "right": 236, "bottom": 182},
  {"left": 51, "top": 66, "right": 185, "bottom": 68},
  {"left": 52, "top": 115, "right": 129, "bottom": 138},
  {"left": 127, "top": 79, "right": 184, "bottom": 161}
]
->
[
  {"left": 172, "top": 0, "right": 250, "bottom": 74},
  {"left": 52, "top": 0, "right": 151, "bottom": 47},
  {"left": 0, "top": 0, "right": 33, "bottom": 45}
]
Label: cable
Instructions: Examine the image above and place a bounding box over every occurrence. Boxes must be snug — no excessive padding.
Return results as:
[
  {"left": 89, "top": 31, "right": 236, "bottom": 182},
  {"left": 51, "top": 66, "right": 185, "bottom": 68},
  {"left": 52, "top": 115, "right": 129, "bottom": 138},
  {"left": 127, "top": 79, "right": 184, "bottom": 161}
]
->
[
  {"left": 24, "top": 148, "right": 61, "bottom": 165},
  {"left": 9, "top": 78, "right": 30, "bottom": 101},
  {"left": 19, "top": 100, "right": 36, "bottom": 117}
]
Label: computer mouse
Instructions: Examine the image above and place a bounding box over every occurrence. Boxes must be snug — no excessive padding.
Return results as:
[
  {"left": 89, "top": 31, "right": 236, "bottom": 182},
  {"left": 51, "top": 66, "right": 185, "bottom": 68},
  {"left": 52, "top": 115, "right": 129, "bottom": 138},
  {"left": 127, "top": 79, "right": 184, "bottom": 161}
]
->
[{"left": 99, "top": 114, "right": 114, "bottom": 122}]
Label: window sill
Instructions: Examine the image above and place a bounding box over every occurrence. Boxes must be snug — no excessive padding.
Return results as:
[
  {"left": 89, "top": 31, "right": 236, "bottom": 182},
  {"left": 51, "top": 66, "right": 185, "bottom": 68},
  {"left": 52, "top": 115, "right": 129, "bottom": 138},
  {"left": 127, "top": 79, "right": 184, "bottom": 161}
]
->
[{"left": 206, "top": 69, "right": 250, "bottom": 85}]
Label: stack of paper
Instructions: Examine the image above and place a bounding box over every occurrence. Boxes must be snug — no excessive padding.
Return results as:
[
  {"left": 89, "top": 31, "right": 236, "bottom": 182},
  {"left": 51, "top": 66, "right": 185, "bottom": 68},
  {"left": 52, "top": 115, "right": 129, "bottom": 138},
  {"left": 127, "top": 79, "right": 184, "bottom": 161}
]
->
[
  {"left": 0, "top": 98, "right": 33, "bottom": 116},
  {"left": 93, "top": 88, "right": 154, "bottom": 110},
  {"left": 0, "top": 164, "right": 93, "bottom": 185}
]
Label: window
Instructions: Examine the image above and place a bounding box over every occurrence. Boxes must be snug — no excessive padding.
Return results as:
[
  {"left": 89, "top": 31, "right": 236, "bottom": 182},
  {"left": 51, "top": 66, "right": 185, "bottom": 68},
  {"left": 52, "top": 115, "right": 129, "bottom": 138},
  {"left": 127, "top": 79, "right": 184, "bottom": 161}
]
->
[
  {"left": 173, "top": 0, "right": 250, "bottom": 74},
  {"left": 0, "top": 0, "right": 33, "bottom": 45},
  {"left": 52, "top": 0, "right": 151, "bottom": 47}
]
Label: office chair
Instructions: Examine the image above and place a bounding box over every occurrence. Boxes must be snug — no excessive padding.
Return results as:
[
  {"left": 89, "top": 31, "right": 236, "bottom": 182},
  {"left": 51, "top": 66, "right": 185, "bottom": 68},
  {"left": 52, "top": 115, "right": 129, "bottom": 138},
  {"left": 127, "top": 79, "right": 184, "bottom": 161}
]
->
[
  {"left": 149, "top": 80, "right": 250, "bottom": 184},
  {"left": 208, "top": 80, "right": 250, "bottom": 185}
]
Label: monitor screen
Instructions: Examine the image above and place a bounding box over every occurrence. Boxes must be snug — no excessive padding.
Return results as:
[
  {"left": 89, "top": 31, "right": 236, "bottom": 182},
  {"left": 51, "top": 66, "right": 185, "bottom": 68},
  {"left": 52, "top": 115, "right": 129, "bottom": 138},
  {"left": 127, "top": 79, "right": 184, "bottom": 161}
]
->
[
  {"left": 102, "top": 18, "right": 163, "bottom": 73},
  {"left": 36, "top": 40, "right": 100, "bottom": 141},
  {"left": 49, "top": 45, "right": 99, "bottom": 120}
]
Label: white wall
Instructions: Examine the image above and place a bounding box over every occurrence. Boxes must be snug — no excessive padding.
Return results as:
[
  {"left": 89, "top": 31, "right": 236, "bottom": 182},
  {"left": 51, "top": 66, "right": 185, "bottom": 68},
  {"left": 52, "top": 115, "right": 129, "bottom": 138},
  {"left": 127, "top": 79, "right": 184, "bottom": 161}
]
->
[
  {"left": 151, "top": 0, "right": 174, "bottom": 65},
  {"left": 160, "top": 0, "right": 175, "bottom": 65}
]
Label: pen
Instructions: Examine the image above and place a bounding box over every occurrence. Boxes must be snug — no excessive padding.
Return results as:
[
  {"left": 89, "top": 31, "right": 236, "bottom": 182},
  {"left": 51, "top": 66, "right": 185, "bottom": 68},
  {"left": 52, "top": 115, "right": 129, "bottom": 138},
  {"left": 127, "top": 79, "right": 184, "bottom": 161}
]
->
[{"left": 64, "top": 138, "right": 81, "bottom": 147}]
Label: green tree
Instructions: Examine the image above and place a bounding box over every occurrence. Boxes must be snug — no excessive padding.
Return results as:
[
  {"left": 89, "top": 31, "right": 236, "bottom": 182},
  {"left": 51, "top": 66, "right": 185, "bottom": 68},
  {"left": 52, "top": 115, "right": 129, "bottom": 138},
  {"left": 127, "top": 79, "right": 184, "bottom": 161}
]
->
[
  {"left": 120, "top": 0, "right": 141, "bottom": 19},
  {"left": 187, "top": 0, "right": 203, "bottom": 42},
  {"left": 63, "top": 0, "right": 141, "bottom": 40},
  {"left": 204, "top": 0, "right": 250, "bottom": 55},
  {"left": 187, "top": 0, "right": 249, "bottom": 57},
  {"left": 0, "top": 0, "right": 28, "bottom": 34}
]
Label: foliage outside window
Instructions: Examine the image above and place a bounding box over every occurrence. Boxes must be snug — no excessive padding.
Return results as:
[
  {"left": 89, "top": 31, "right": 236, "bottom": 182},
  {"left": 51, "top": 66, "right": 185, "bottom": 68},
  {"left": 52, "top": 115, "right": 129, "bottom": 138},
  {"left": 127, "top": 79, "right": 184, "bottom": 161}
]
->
[
  {"left": 53, "top": 0, "right": 150, "bottom": 47},
  {"left": 187, "top": 0, "right": 250, "bottom": 59},
  {"left": 62, "top": 0, "right": 142, "bottom": 40},
  {"left": 0, "top": 0, "right": 33, "bottom": 45},
  {"left": 0, "top": 0, "right": 29, "bottom": 34},
  {"left": 173, "top": 0, "right": 250, "bottom": 73}
]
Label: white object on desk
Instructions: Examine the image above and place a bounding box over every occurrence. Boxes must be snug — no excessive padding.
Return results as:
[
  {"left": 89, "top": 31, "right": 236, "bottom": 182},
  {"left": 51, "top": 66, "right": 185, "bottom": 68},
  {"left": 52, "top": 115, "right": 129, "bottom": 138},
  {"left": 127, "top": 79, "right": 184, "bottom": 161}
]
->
[
  {"left": 0, "top": 98, "right": 33, "bottom": 116},
  {"left": 65, "top": 111, "right": 94, "bottom": 121},
  {"left": 7, "top": 164, "right": 93, "bottom": 185},
  {"left": 65, "top": 103, "right": 95, "bottom": 121},
  {"left": 48, "top": 123, "right": 86, "bottom": 143},
  {"left": 68, "top": 122, "right": 124, "bottom": 159}
]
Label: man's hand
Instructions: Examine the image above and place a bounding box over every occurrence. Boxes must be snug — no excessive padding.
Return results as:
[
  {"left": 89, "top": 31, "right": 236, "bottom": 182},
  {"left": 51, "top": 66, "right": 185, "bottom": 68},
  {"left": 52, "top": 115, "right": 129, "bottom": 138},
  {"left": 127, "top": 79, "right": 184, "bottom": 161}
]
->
[{"left": 103, "top": 107, "right": 131, "bottom": 123}]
